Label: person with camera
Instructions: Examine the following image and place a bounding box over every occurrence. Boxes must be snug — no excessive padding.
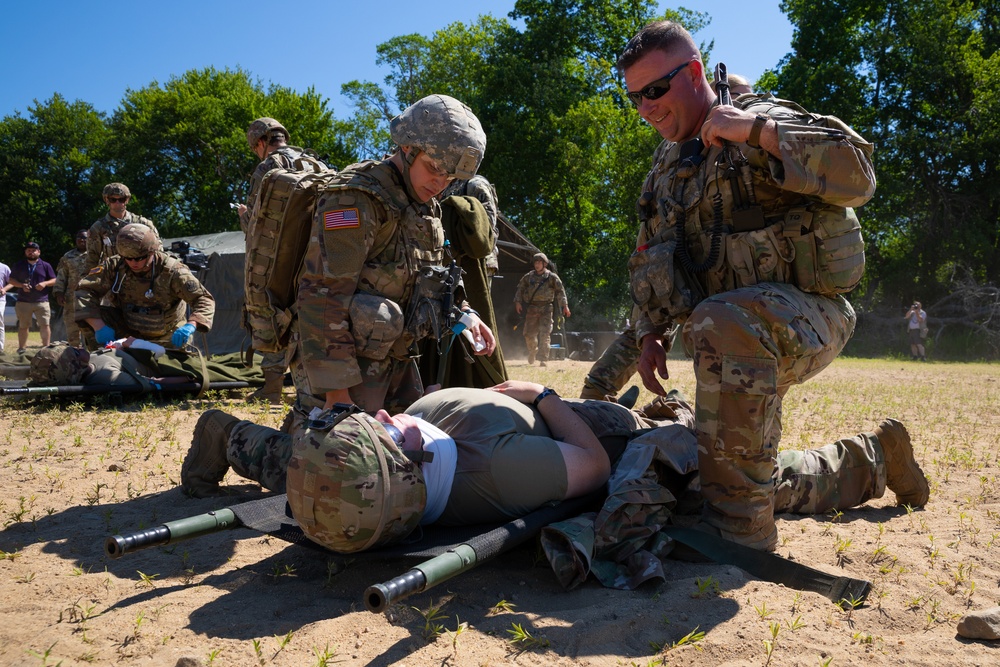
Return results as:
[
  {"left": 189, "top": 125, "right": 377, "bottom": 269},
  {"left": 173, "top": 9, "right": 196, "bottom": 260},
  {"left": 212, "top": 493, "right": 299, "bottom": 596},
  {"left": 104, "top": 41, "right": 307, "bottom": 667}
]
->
[{"left": 905, "top": 301, "right": 928, "bottom": 361}]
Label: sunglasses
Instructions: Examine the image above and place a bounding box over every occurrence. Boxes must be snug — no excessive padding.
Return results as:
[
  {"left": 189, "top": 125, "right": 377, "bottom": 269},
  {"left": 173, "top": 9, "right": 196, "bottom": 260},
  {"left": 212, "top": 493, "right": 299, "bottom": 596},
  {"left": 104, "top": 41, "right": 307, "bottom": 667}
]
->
[
  {"left": 626, "top": 61, "right": 691, "bottom": 106},
  {"left": 107, "top": 196, "right": 129, "bottom": 203},
  {"left": 122, "top": 253, "right": 151, "bottom": 262},
  {"left": 381, "top": 422, "right": 406, "bottom": 448}
]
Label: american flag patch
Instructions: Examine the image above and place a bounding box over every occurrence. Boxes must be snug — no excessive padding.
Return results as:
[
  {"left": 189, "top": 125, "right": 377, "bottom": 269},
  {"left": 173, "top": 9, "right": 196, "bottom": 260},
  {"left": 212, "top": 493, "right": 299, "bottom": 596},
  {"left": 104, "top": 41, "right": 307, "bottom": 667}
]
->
[{"left": 324, "top": 208, "right": 360, "bottom": 230}]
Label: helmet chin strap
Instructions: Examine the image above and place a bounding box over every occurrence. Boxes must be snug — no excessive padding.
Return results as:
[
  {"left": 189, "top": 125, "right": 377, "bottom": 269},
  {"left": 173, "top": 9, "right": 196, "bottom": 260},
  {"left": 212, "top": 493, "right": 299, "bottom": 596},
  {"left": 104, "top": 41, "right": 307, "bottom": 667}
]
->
[{"left": 399, "top": 148, "right": 425, "bottom": 203}]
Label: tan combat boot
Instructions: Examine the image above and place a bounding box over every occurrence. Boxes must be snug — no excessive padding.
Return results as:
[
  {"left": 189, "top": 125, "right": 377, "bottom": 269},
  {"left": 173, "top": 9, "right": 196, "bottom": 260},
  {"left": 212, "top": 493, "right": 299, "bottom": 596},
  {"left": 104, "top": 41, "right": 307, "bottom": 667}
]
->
[
  {"left": 181, "top": 410, "right": 239, "bottom": 498},
  {"left": 874, "top": 418, "right": 930, "bottom": 507},
  {"left": 246, "top": 369, "right": 285, "bottom": 405}
]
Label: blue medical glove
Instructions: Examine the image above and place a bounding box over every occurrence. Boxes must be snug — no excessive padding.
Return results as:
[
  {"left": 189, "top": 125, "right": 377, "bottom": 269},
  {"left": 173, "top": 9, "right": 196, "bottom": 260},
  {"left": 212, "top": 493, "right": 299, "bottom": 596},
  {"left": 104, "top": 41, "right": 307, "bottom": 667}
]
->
[
  {"left": 172, "top": 323, "right": 196, "bottom": 347},
  {"left": 95, "top": 326, "right": 116, "bottom": 346}
]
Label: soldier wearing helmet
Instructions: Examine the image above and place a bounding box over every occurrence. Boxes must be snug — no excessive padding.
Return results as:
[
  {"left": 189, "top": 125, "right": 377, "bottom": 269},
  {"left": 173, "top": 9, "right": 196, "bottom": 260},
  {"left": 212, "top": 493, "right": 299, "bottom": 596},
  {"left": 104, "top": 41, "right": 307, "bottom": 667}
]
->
[
  {"left": 290, "top": 94, "right": 494, "bottom": 422},
  {"left": 86, "top": 182, "right": 160, "bottom": 271},
  {"left": 75, "top": 223, "right": 215, "bottom": 350},
  {"left": 237, "top": 117, "right": 323, "bottom": 405},
  {"left": 52, "top": 229, "right": 90, "bottom": 347},
  {"left": 514, "top": 252, "right": 571, "bottom": 366}
]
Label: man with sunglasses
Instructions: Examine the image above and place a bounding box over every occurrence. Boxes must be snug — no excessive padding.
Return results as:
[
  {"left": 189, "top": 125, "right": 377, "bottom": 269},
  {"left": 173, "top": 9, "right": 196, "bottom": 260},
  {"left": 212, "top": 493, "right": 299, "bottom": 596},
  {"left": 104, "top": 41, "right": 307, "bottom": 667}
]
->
[
  {"left": 86, "top": 183, "right": 159, "bottom": 271},
  {"left": 619, "top": 21, "right": 882, "bottom": 552},
  {"left": 76, "top": 223, "right": 214, "bottom": 350}
]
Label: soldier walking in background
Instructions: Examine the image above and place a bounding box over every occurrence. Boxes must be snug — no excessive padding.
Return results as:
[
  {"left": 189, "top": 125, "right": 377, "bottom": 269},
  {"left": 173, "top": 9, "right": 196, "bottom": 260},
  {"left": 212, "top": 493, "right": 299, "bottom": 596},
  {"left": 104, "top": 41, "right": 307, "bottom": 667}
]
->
[
  {"left": 86, "top": 183, "right": 159, "bottom": 271},
  {"left": 238, "top": 117, "right": 311, "bottom": 404},
  {"left": 52, "top": 230, "right": 90, "bottom": 347},
  {"left": 76, "top": 223, "right": 214, "bottom": 350},
  {"left": 514, "top": 252, "right": 570, "bottom": 366}
]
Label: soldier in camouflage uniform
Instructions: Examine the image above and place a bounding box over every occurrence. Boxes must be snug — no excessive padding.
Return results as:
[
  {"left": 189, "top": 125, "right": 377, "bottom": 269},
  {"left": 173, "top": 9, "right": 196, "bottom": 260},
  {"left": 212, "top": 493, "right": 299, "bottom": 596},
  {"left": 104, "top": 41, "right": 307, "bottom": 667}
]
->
[
  {"left": 76, "top": 223, "right": 215, "bottom": 350},
  {"left": 580, "top": 305, "right": 644, "bottom": 401},
  {"left": 514, "top": 252, "right": 571, "bottom": 366},
  {"left": 238, "top": 117, "right": 307, "bottom": 404},
  {"left": 619, "top": 21, "right": 886, "bottom": 551},
  {"left": 86, "top": 183, "right": 159, "bottom": 271},
  {"left": 52, "top": 230, "right": 90, "bottom": 347},
  {"left": 289, "top": 94, "right": 494, "bottom": 421}
]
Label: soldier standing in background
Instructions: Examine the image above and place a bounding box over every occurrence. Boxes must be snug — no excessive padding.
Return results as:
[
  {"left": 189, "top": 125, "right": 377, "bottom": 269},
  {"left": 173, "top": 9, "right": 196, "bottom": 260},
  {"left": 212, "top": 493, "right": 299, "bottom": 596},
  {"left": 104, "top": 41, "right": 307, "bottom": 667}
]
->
[
  {"left": 76, "top": 223, "right": 214, "bottom": 350},
  {"left": 86, "top": 183, "right": 159, "bottom": 271},
  {"left": 237, "top": 117, "right": 308, "bottom": 404},
  {"left": 514, "top": 252, "right": 570, "bottom": 367},
  {"left": 53, "top": 230, "right": 90, "bottom": 347}
]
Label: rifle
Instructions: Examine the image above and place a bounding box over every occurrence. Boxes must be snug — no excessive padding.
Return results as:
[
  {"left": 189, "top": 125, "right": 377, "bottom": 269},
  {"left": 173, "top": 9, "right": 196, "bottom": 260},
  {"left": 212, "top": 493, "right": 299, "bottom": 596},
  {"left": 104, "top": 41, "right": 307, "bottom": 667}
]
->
[{"left": 0, "top": 380, "right": 251, "bottom": 397}]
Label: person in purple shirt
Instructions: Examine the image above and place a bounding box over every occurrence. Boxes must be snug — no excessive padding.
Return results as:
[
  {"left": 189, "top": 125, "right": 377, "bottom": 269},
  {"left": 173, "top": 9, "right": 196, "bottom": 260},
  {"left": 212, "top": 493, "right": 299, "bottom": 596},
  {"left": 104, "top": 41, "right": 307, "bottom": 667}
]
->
[{"left": 7, "top": 241, "right": 57, "bottom": 353}]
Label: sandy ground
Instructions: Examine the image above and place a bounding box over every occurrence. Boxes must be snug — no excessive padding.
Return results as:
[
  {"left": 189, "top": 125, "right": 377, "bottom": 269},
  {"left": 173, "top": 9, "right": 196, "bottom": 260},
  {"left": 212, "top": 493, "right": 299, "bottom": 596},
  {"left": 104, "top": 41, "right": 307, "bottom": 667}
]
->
[{"left": 2, "top": 357, "right": 1000, "bottom": 666}]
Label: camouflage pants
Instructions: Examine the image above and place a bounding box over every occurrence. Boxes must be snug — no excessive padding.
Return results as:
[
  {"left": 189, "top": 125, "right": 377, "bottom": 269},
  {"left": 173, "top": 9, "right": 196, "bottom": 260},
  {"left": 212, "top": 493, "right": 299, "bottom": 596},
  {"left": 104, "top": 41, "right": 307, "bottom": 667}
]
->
[
  {"left": 580, "top": 327, "right": 640, "bottom": 400},
  {"left": 289, "top": 348, "right": 424, "bottom": 417},
  {"left": 226, "top": 416, "right": 299, "bottom": 493},
  {"left": 260, "top": 349, "right": 287, "bottom": 375},
  {"left": 63, "top": 303, "right": 82, "bottom": 347},
  {"left": 682, "top": 282, "right": 856, "bottom": 542},
  {"left": 523, "top": 303, "right": 554, "bottom": 362}
]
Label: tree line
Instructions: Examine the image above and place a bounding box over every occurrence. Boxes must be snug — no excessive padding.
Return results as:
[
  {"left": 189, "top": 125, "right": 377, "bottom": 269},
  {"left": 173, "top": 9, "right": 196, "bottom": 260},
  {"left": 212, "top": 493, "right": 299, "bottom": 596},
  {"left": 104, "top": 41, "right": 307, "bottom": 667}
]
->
[{"left": 2, "top": 0, "right": 998, "bottom": 357}]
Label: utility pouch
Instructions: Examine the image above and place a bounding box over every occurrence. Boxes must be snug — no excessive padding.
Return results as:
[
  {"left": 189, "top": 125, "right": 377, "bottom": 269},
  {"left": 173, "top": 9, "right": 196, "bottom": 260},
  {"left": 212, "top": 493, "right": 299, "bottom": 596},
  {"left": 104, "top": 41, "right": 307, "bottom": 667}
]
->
[
  {"left": 725, "top": 221, "right": 795, "bottom": 288},
  {"left": 784, "top": 205, "right": 865, "bottom": 295},
  {"left": 349, "top": 293, "right": 405, "bottom": 360}
]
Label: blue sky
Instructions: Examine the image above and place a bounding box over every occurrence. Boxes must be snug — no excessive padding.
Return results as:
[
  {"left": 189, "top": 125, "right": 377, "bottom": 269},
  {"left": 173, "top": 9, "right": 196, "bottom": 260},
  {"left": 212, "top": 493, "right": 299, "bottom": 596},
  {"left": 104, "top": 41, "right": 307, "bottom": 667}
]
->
[{"left": 3, "top": 1, "right": 793, "bottom": 120}]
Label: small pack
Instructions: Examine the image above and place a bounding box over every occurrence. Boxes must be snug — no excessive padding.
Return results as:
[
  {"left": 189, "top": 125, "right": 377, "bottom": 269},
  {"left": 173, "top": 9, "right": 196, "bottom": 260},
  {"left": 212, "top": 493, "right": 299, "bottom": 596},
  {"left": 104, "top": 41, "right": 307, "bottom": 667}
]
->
[{"left": 244, "top": 154, "right": 338, "bottom": 353}]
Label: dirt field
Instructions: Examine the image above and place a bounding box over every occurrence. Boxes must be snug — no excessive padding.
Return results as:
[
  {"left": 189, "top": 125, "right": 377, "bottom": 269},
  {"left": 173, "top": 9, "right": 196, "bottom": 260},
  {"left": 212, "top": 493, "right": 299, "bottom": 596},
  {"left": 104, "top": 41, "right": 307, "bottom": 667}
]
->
[{"left": 2, "top": 357, "right": 999, "bottom": 666}]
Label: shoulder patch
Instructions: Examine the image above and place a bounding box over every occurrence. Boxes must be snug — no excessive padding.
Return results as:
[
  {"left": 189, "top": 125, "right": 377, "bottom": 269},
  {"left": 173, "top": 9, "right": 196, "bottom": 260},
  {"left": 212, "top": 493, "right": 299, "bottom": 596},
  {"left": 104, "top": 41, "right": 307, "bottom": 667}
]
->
[
  {"left": 87, "top": 266, "right": 104, "bottom": 276},
  {"left": 324, "top": 208, "right": 360, "bottom": 230}
]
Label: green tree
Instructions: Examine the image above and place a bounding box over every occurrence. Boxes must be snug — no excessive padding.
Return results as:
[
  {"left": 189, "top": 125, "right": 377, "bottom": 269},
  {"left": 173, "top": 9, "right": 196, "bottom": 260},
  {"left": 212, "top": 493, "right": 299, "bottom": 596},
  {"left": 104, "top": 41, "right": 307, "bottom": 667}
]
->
[
  {"left": 105, "top": 67, "right": 352, "bottom": 236},
  {"left": 0, "top": 95, "right": 109, "bottom": 263}
]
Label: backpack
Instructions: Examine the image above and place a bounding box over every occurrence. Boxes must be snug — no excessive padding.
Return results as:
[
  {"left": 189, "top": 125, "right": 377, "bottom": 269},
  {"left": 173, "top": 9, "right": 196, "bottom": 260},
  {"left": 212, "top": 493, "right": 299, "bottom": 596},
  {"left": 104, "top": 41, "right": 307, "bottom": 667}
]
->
[{"left": 244, "top": 153, "right": 337, "bottom": 353}]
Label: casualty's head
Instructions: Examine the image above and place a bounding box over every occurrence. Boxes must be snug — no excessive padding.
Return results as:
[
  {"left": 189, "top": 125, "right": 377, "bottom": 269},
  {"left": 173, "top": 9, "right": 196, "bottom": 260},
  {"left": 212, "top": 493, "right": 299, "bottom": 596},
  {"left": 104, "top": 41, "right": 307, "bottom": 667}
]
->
[
  {"left": 29, "top": 344, "right": 92, "bottom": 386},
  {"left": 286, "top": 408, "right": 426, "bottom": 554},
  {"left": 389, "top": 95, "right": 486, "bottom": 203}
]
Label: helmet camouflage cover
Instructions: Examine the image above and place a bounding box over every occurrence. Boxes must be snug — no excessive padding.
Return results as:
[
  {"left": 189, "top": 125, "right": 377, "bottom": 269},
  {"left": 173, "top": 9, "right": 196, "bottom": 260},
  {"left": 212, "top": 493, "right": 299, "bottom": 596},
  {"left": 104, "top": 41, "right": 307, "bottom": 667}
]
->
[
  {"left": 103, "top": 182, "right": 131, "bottom": 199},
  {"left": 116, "top": 223, "right": 160, "bottom": 259},
  {"left": 389, "top": 94, "right": 486, "bottom": 180},
  {"left": 246, "top": 117, "right": 289, "bottom": 150},
  {"left": 286, "top": 410, "right": 426, "bottom": 554},
  {"left": 533, "top": 252, "right": 549, "bottom": 265},
  {"left": 29, "top": 344, "right": 90, "bottom": 386}
]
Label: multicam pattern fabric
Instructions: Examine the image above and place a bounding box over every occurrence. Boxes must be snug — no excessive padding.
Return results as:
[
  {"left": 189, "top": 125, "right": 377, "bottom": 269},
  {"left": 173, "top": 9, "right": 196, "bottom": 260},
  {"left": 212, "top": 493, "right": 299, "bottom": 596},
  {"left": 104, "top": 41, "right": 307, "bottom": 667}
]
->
[
  {"left": 75, "top": 251, "right": 215, "bottom": 347},
  {"left": 541, "top": 396, "right": 890, "bottom": 590},
  {"left": 580, "top": 326, "right": 640, "bottom": 400},
  {"left": 28, "top": 344, "right": 90, "bottom": 385},
  {"left": 239, "top": 145, "right": 306, "bottom": 232},
  {"left": 389, "top": 95, "right": 486, "bottom": 180},
  {"left": 86, "top": 211, "right": 159, "bottom": 271},
  {"left": 628, "top": 94, "right": 875, "bottom": 543},
  {"left": 292, "top": 159, "right": 453, "bottom": 412},
  {"left": 53, "top": 248, "right": 88, "bottom": 345}
]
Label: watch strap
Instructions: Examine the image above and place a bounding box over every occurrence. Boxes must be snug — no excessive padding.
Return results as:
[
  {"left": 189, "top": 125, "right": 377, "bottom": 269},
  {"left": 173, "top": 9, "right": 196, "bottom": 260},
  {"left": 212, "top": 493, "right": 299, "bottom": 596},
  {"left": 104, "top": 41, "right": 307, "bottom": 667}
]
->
[
  {"left": 532, "top": 387, "right": 558, "bottom": 408},
  {"left": 748, "top": 114, "right": 768, "bottom": 149}
]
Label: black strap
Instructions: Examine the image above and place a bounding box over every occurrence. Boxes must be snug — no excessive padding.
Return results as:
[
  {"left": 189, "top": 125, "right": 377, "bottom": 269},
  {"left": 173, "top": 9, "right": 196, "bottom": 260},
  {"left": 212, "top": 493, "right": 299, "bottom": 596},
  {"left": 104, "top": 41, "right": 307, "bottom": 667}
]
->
[{"left": 664, "top": 527, "right": 871, "bottom": 609}]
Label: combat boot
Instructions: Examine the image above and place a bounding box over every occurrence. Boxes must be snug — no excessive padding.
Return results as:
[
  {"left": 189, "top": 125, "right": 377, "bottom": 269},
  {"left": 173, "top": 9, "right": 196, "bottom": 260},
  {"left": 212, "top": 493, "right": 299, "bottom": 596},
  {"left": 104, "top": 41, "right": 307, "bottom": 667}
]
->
[
  {"left": 247, "top": 369, "right": 285, "bottom": 405},
  {"left": 874, "top": 418, "right": 929, "bottom": 507},
  {"left": 181, "top": 410, "right": 239, "bottom": 498}
]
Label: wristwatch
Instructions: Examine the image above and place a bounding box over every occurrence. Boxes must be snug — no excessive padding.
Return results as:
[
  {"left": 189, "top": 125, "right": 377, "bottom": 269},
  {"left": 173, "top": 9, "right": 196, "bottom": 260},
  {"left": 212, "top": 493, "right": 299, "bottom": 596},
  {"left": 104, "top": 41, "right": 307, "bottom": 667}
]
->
[
  {"left": 748, "top": 114, "right": 769, "bottom": 149},
  {"left": 532, "top": 387, "right": 559, "bottom": 408}
]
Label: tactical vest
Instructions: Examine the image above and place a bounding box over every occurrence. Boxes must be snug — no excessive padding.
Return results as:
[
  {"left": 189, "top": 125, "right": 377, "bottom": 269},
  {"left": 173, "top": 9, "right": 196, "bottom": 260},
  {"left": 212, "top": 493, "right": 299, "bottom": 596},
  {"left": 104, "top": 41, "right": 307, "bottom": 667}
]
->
[
  {"left": 93, "top": 212, "right": 157, "bottom": 266},
  {"left": 105, "top": 254, "right": 191, "bottom": 337},
  {"left": 321, "top": 161, "right": 455, "bottom": 360},
  {"left": 244, "top": 151, "right": 335, "bottom": 353},
  {"left": 629, "top": 95, "right": 867, "bottom": 323}
]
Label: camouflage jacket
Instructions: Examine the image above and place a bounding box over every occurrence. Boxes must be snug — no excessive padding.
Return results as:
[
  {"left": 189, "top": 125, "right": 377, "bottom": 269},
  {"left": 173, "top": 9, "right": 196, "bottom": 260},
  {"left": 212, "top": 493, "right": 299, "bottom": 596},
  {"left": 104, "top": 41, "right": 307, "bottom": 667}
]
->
[
  {"left": 240, "top": 145, "right": 307, "bottom": 232},
  {"left": 442, "top": 175, "right": 499, "bottom": 274},
  {"left": 296, "top": 159, "right": 458, "bottom": 394},
  {"left": 75, "top": 251, "right": 214, "bottom": 339},
  {"left": 631, "top": 94, "right": 876, "bottom": 343},
  {"left": 514, "top": 269, "right": 567, "bottom": 310},
  {"left": 86, "top": 211, "right": 159, "bottom": 271},
  {"left": 52, "top": 248, "right": 88, "bottom": 301}
]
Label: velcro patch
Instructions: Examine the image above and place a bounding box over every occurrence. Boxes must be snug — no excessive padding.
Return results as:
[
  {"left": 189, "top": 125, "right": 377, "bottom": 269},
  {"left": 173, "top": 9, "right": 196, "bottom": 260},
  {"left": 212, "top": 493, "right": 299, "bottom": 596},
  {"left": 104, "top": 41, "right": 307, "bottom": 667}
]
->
[
  {"left": 88, "top": 266, "right": 104, "bottom": 275},
  {"left": 324, "top": 208, "right": 360, "bottom": 230}
]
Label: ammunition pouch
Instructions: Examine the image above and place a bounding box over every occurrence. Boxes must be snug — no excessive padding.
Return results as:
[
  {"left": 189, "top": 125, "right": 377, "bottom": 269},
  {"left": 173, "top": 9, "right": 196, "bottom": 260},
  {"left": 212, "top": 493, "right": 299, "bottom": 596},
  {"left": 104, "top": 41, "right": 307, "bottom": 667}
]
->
[
  {"left": 628, "top": 240, "right": 693, "bottom": 318},
  {"left": 349, "top": 293, "right": 405, "bottom": 361}
]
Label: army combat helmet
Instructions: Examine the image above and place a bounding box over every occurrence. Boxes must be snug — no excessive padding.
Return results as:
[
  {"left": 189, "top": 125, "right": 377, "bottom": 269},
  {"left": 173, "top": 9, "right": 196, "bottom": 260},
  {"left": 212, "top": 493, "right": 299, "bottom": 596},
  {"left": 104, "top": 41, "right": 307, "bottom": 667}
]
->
[
  {"left": 29, "top": 344, "right": 91, "bottom": 386},
  {"left": 286, "top": 409, "right": 426, "bottom": 554},
  {"left": 246, "top": 117, "right": 289, "bottom": 150},
  {"left": 116, "top": 223, "right": 160, "bottom": 260},
  {"left": 390, "top": 95, "right": 486, "bottom": 181}
]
